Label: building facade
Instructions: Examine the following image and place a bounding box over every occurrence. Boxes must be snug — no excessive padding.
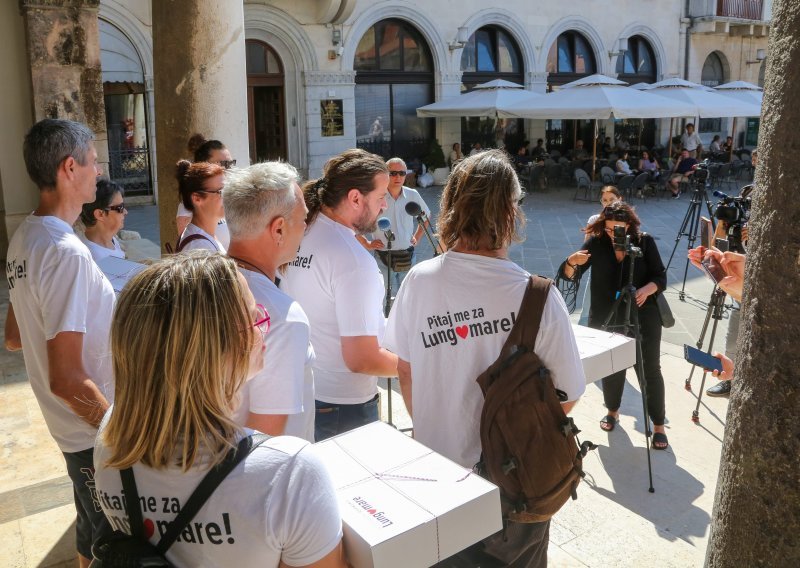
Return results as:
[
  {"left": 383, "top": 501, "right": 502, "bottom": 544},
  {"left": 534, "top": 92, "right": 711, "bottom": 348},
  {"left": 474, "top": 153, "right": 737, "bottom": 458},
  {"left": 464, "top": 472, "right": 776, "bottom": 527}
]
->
[{"left": 0, "top": 0, "right": 772, "bottom": 255}]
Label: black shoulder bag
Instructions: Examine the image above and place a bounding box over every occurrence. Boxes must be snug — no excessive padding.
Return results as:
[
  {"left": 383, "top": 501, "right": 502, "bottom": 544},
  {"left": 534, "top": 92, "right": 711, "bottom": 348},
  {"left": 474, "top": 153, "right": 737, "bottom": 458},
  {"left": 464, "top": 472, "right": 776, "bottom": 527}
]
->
[{"left": 90, "top": 434, "right": 269, "bottom": 567}]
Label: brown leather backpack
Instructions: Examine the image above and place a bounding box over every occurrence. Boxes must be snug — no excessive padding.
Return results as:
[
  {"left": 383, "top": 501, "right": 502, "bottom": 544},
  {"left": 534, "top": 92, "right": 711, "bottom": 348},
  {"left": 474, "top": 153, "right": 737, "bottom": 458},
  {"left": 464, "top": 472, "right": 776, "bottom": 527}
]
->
[{"left": 475, "top": 275, "right": 592, "bottom": 523}]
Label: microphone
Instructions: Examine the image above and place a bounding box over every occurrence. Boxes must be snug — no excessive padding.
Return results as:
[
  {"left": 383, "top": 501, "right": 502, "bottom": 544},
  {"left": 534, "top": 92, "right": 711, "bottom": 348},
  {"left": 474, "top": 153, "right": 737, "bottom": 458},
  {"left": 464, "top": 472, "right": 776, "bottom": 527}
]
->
[
  {"left": 377, "top": 216, "right": 394, "bottom": 242},
  {"left": 712, "top": 190, "right": 736, "bottom": 203},
  {"left": 404, "top": 201, "right": 423, "bottom": 217}
]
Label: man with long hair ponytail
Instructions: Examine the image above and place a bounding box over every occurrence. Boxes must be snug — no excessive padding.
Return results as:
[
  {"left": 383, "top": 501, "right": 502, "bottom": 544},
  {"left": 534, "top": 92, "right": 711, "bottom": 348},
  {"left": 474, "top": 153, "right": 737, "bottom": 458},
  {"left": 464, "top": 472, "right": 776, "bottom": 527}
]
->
[{"left": 281, "top": 149, "right": 398, "bottom": 441}]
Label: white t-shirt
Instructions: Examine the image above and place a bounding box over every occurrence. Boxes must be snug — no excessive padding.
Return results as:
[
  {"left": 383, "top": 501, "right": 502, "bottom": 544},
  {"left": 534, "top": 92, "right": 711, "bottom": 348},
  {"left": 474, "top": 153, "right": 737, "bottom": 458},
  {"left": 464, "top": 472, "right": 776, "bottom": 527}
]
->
[
  {"left": 94, "top": 425, "right": 342, "bottom": 567},
  {"left": 382, "top": 252, "right": 586, "bottom": 468},
  {"left": 78, "top": 233, "right": 125, "bottom": 263},
  {"left": 179, "top": 223, "right": 226, "bottom": 253},
  {"left": 234, "top": 269, "right": 316, "bottom": 442},
  {"left": 681, "top": 131, "right": 702, "bottom": 152},
  {"left": 369, "top": 186, "right": 431, "bottom": 250},
  {"left": 281, "top": 213, "right": 386, "bottom": 404},
  {"left": 176, "top": 203, "right": 230, "bottom": 249},
  {"left": 6, "top": 215, "right": 116, "bottom": 452}
]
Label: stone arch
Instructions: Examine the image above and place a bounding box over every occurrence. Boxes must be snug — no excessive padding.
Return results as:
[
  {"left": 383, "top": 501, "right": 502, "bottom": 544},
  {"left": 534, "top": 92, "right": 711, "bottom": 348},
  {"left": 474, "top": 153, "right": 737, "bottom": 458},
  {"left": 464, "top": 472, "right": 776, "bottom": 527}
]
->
[
  {"left": 616, "top": 23, "right": 668, "bottom": 81},
  {"left": 700, "top": 50, "right": 731, "bottom": 86},
  {"left": 245, "top": 4, "right": 317, "bottom": 173},
  {"left": 98, "top": 3, "right": 153, "bottom": 78},
  {"left": 343, "top": 4, "right": 447, "bottom": 75},
  {"left": 458, "top": 9, "right": 536, "bottom": 82},
  {"left": 539, "top": 17, "right": 608, "bottom": 76}
]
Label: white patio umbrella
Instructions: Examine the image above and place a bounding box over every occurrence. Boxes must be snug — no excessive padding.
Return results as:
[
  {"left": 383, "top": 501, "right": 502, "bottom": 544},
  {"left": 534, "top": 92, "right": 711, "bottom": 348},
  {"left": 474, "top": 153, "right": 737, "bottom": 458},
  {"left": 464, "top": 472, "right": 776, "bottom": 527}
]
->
[
  {"left": 714, "top": 81, "right": 763, "bottom": 159},
  {"left": 500, "top": 74, "right": 697, "bottom": 178},
  {"left": 644, "top": 78, "right": 761, "bottom": 157},
  {"left": 415, "top": 79, "right": 543, "bottom": 118}
]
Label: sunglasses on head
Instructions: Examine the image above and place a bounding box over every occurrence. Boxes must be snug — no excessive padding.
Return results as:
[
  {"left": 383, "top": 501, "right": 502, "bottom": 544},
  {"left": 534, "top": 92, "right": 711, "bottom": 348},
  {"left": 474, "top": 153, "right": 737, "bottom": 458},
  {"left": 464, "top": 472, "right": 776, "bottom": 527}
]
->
[
  {"left": 388, "top": 170, "right": 407, "bottom": 177},
  {"left": 104, "top": 203, "right": 126, "bottom": 214},
  {"left": 219, "top": 159, "right": 237, "bottom": 169},
  {"left": 603, "top": 207, "right": 630, "bottom": 222}
]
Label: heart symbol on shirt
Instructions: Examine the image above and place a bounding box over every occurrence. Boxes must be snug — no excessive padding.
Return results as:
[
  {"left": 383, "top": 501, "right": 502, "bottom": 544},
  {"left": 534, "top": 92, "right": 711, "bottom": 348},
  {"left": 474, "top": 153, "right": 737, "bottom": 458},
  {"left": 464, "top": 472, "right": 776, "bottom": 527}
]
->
[
  {"left": 456, "top": 326, "right": 469, "bottom": 339},
  {"left": 143, "top": 518, "right": 155, "bottom": 539}
]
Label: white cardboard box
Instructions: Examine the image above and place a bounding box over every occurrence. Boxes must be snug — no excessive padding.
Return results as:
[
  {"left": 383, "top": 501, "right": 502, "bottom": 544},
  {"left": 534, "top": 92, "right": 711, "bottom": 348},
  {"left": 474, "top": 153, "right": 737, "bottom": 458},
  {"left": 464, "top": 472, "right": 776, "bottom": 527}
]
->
[
  {"left": 314, "top": 422, "right": 502, "bottom": 568},
  {"left": 96, "top": 256, "right": 146, "bottom": 294},
  {"left": 573, "top": 324, "right": 637, "bottom": 384}
]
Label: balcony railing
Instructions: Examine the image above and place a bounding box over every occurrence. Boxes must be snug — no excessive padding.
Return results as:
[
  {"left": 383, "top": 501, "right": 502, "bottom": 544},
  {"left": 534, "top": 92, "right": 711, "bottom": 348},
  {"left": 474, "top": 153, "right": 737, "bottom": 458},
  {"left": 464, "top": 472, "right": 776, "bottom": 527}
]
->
[{"left": 717, "top": 0, "right": 763, "bottom": 19}]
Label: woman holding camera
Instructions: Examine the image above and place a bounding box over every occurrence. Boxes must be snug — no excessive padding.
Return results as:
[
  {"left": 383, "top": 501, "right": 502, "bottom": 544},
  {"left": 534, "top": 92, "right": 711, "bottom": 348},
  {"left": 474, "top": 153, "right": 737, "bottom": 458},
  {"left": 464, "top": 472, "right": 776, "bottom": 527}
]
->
[
  {"left": 93, "top": 254, "right": 345, "bottom": 567},
  {"left": 561, "top": 202, "right": 669, "bottom": 449}
]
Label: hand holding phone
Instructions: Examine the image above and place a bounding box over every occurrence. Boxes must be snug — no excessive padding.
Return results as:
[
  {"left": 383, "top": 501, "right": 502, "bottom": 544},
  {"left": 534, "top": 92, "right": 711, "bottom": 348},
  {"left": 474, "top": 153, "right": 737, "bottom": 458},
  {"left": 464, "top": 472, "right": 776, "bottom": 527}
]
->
[
  {"left": 684, "top": 344, "right": 723, "bottom": 373},
  {"left": 701, "top": 256, "right": 726, "bottom": 284}
]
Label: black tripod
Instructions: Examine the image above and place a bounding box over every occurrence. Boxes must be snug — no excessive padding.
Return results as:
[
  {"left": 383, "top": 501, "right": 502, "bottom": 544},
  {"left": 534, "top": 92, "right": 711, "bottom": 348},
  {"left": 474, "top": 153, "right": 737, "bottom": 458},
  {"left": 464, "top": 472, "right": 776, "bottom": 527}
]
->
[
  {"left": 665, "top": 177, "right": 716, "bottom": 300},
  {"left": 684, "top": 288, "right": 731, "bottom": 422},
  {"left": 602, "top": 235, "right": 655, "bottom": 493}
]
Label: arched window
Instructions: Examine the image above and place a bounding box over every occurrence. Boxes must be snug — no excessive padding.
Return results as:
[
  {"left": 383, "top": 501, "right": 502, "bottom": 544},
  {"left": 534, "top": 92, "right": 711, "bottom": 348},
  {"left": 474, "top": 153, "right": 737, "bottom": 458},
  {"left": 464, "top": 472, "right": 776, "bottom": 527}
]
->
[
  {"left": 616, "top": 36, "right": 657, "bottom": 84},
  {"left": 99, "top": 19, "right": 153, "bottom": 196},
  {"left": 701, "top": 52, "right": 725, "bottom": 88},
  {"left": 354, "top": 19, "right": 434, "bottom": 159},
  {"left": 545, "top": 31, "right": 598, "bottom": 155},
  {"left": 460, "top": 26, "right": 523, "bottom": 84},
  {"left": 245, "top": 40, "right": 286, "bottom": 162},
  {"left": 546, "top": 31, "right": 597, "bottom": 88},
  {"left": 615, "top": 36, "right": 658, "bottom": 149},
  {"left": 459, "top": 26, "right": 525, "bottom": 152},
  {"left": 700, "top": 52, "right": 727, "bottom": 133}
]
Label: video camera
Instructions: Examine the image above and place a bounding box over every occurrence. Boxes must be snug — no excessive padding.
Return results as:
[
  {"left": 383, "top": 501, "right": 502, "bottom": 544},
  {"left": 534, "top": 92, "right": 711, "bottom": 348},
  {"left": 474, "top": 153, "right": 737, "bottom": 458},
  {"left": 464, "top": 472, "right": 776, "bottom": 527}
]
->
[
  {"left": 692, "top": 159, "right": 710, "bottom": 184},
  {"left": 712, "top": 189, "right": 751, "bottom": 253},
  {"left": 612, "top": 226, "right": 643, "bottom": 258}
]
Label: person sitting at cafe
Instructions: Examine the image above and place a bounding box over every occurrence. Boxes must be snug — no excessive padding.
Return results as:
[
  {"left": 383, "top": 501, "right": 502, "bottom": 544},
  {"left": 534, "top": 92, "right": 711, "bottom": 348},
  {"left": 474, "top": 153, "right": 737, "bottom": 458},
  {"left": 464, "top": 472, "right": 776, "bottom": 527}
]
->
[
  {"left": 449, "top": 142, "right": 464, "bottom": 168},
  {"left": 616, "top": 151, "right": 634, "bottom": 176},
  {"left": 669, "top": 149, "right": 698, "bottom": 198},
  {"left": 514, "top": 141, "right": 532, "bottom": 171},
  {"left": 602, "top": 136, "right": 613, "bottom": 157},
  {"left": 709, "top": 135, "right": 722, "bottom": 154},
  {"left": 571, "top": 139, "right": 588, "bottom": 160},
  {"left": 531, "top": 138, "right": 547, "bottom": 160},
  {"left": 722, "top": 136, "right": 734, "bottom": 153},
  {"left": 638, "top": 151, "right": 660, "bottom": 180}
]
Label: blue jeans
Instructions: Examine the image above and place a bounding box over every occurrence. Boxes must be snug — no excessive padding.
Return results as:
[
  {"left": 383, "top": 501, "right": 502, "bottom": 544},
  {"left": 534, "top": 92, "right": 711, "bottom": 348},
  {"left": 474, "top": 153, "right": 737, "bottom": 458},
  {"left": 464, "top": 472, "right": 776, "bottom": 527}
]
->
[{"left": 314, "top": 394, "right": 380, "bottom": 442}]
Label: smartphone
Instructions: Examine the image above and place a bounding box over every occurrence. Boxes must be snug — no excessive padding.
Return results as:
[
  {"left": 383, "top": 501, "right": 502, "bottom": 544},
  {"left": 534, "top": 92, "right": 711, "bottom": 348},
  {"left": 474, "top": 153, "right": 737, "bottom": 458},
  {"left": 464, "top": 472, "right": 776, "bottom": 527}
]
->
[
  {"left": 701, "top": 256, "right": 726, "bottom": 283},
  {"left": 700, "top": 217, "right": 713, "bottom": 249},
  {"left": 684, "top": 345, "right": 723, "bottom": 373}
]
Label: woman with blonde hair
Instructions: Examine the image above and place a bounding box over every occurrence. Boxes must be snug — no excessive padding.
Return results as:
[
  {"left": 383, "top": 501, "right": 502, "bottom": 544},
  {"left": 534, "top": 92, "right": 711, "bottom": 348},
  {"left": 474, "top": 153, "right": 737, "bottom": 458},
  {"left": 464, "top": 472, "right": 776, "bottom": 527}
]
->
[{"left": 93, "top": 253, "right": 345, "bottom": 567}]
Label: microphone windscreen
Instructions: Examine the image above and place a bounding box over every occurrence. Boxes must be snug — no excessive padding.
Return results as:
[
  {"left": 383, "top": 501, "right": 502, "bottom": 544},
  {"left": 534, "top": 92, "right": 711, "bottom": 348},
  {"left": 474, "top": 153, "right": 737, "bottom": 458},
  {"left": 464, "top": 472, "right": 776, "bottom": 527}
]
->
[
  {"left": 404, "top": 201, "right": 422, "bottom": 216},
  {"left": 377, "top": 217, "right": 392, "bottom": 231},
  {"left": 712, "top": 190, "right": 728, "bottom": 199}
]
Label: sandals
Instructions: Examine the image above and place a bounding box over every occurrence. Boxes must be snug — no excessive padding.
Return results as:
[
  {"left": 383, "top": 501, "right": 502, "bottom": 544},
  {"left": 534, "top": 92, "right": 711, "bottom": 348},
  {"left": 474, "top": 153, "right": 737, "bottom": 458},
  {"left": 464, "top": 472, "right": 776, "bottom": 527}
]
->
[
  {"left": 600, "top": 415, "right": 617, "bottom": 432},
  {"left": 652, "top": 432, "right": 669, "bottom": 450}
]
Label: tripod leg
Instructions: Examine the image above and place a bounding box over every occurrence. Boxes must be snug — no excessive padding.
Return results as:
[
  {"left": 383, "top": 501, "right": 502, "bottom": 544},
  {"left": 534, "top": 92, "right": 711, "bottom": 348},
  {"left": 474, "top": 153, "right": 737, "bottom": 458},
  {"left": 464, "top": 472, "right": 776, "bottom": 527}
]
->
[
  {"left": 666, "top": 197, "right": 697, "bottom": 270},
  {"left": 692, "top": 304, "right": 723, "bottom": 423},
  {"left": 630, "top": 304, "right": 655, "bottom": 493},
  {"left": 679, "top": 194, "right": 704, "bottom": 300}
]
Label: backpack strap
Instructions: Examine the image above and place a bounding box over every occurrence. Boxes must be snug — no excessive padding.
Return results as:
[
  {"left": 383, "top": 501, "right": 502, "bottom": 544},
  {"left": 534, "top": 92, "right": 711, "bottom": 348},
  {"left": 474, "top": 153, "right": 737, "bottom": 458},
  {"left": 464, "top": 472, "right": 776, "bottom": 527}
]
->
[
  {"left": 504, "top": 275, "right": 553, "bottom": 353},
  {"left": 118, "top": 433, "right": 269, "bottom": 554},
  {"left": 176, "top": 233, "right": 216, "bottom": 253},
  {"left": 155, "top": 433, "right": 269, "bottom": 554}
]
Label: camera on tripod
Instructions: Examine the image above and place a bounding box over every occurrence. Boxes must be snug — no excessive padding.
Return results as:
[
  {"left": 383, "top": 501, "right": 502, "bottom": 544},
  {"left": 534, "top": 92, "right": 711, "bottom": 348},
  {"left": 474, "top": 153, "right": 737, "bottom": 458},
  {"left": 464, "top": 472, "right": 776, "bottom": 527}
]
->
[
  {"left": 712, "top": 190, "right": 751, "bottom": 253},
  {"left": 613, "top": 226, "right": 643, "bottom": 257},
  {"left": 692, "top": 160, "right": 710, "bottom": 184}
]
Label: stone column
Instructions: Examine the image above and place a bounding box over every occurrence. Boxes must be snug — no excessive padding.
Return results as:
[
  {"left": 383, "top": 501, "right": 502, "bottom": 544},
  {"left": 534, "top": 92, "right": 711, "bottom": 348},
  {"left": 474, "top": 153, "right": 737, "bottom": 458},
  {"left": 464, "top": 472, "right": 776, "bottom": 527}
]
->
[
  {"left": 435, "top": 71, "right": 463, "bottom": 153},
  {"left": 152, "top": 0, "right": 249, "bottom": 252},
  {"left": 19, "top": 0, "right": 109, "bottom": 173},
  {"left": 526, "top": 71, "right": 549, "bottom": 144}
]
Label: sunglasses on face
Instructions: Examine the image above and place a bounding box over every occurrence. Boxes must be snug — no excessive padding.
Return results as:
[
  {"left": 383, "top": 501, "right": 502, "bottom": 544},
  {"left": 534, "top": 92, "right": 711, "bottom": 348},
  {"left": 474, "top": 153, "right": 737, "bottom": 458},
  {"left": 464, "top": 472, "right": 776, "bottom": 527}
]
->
[
  {"left": 388, "top": 170, "right": 407, "bottom": 177},
  {"left": 197, "top": 188, "right": 224, "bottom": 196},
  {"left": 104, "top": 203, "right": 126, "bottom": 214},
  {"left": 603, "top": 207, "right": 630, "bottom": 222},
  {"left": 219, "top": 160, "right": 237, "bottom": 169}
]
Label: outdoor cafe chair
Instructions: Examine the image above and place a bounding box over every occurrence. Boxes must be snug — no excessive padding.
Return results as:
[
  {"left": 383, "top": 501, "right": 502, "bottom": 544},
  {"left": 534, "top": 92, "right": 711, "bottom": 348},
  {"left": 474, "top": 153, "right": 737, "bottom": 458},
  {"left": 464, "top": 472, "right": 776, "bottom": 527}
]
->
[
  {"left": 573, "top": 168, "right": 602, "bottom": 201},
  {"left": 617, "top": 174, "right": 636, "bottom": 200},
  {"left": 600, "top": 166, "right": 616, "bottom": 185}
]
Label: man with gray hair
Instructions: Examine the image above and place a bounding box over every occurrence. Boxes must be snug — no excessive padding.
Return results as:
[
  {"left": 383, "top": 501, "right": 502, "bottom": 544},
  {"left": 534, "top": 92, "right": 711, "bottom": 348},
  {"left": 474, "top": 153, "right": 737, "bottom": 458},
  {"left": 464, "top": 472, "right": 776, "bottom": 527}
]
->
[
  {"left": 223, "top": 161, "right": 315, "bottom": 441},
  {"left": 5, "top": 118, "right": 113, "bottom": 567},
  {"left": 360, "top": 157, "right": 434, "bottom": 291}
]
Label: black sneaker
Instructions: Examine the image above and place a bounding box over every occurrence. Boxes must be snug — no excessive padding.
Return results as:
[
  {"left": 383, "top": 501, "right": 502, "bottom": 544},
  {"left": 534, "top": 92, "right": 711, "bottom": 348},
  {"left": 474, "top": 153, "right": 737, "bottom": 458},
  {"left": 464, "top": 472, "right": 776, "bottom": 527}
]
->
[{"left": 706, "top": 380, "right": 731, "bottom": 397}]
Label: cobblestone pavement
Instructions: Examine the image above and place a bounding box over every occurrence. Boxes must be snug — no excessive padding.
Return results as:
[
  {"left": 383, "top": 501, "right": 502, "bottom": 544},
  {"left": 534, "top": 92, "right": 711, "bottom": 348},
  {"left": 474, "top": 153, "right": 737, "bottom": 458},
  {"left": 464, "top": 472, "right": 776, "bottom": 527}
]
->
[{"left": 2, "top": 179, "right": 749, "bottom": 567}]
